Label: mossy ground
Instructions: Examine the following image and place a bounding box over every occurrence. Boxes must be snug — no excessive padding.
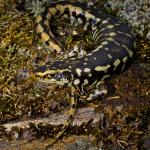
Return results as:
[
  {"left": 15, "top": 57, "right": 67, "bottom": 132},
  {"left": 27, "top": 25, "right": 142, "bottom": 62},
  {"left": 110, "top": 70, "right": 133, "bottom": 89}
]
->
[{"left": 0, "top": 1, "right": 150, "bottom": 149}]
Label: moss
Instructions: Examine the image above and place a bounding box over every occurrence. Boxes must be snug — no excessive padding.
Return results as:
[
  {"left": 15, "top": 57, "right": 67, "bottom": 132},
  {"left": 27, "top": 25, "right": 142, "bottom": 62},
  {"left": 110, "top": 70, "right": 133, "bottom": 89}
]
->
[
  {"left": 0, "top": 1, "right": 150, "bottom": 149},
  {"left": 136, "top": 38, "right": 150, "bottom": 63}
]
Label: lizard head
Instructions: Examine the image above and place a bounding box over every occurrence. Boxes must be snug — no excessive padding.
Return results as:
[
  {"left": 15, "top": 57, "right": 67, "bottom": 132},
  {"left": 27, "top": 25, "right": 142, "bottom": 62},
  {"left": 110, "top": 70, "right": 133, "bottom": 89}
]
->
[{"left": 32, "top": 60, "right": 73, "bottom": 86}]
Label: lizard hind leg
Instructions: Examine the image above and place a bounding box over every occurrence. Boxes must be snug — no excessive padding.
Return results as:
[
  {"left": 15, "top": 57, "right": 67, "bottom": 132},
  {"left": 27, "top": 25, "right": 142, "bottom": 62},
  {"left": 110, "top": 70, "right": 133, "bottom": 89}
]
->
[{"left": 45, "top": 86, "right": 77, "bottom": 150}]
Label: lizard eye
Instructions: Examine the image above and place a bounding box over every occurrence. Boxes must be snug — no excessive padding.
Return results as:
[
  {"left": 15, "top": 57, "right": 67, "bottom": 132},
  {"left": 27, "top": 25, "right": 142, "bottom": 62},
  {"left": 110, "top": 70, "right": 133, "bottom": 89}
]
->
[
  {"left": 54, "top": 72, "right": 65, "bottom": 80},
  {"left": 53, "top": 71, "right": 72, "bottom": 84}
]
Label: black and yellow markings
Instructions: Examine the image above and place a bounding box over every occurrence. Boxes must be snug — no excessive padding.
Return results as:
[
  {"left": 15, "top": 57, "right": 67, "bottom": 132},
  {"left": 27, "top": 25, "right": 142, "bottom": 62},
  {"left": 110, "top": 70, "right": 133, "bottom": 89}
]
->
[
  {"left": 84, "top": 68, "right": 91, "bottom": 73},
  {"left": 95, "top": 64, "right": 111, "bottom": 73},
  {"left": 113, "top": 59, "right": 121, "bottom": 71},
  {"left": 34, "top": 1, "right": 135, "bottom": 149},
  {"left": 73, "top": 78, "right": 80, "bottom": 85},
  {"left": 75, "top": 68, "right": 82, "bottom": 77}
]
